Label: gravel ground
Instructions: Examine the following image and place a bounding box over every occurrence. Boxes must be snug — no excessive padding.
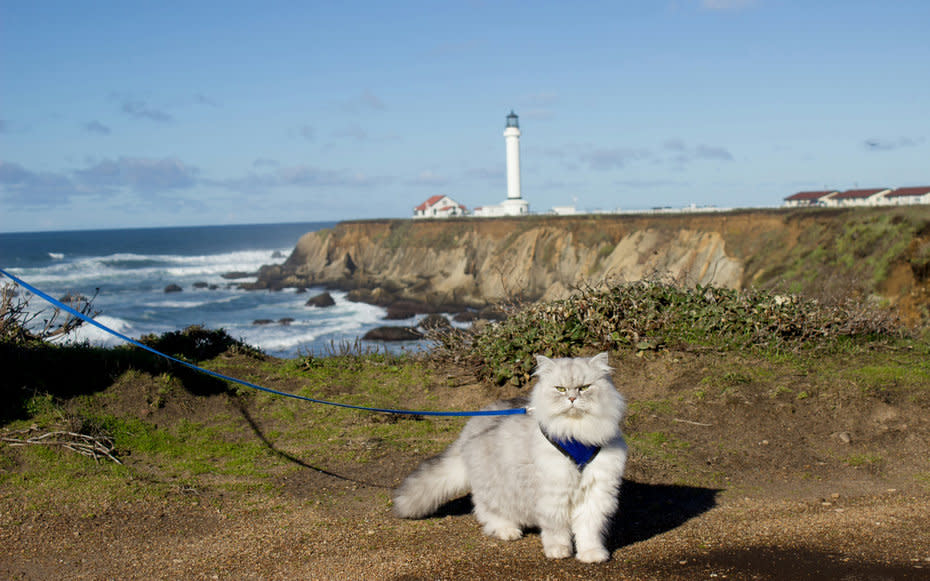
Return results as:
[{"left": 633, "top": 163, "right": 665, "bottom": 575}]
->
[{"left": 3, "top": 463, "right": 929, "bottom": 580}]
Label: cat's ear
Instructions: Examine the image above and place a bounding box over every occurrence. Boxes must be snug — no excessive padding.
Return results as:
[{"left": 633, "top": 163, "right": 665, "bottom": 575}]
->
[
  {"left": 534, "top": 354, "right": 555, "bottom": 375},
  {"left": 590, "top": 352, "right": 611, "bottom": 371}
]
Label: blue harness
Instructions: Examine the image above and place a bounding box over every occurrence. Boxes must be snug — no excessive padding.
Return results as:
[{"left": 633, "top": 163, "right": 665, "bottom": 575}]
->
[{"left": 540, "top": 427, "right": 601, "bottom": 470}]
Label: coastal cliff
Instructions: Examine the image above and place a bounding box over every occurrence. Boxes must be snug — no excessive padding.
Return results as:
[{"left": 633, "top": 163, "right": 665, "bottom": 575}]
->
[{"left": 253, "top": 207, "right": 930, "bottom": 323}]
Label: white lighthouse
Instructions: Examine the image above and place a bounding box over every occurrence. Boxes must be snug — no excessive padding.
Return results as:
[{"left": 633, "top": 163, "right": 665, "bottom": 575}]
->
[
  {"left": 471, "top": 110, "right": 530, "bottom": 217},
  {"left": 504, "top": 110, "right": 522, "bottom": 200},
  {"left": 498, "top": 111, "right": 530, "bottom": 215}
]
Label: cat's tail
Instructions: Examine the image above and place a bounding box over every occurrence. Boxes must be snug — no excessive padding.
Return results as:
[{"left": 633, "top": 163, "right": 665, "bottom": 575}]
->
[{"left": 392, "top": 445, "right": 468, "bottom": 519}]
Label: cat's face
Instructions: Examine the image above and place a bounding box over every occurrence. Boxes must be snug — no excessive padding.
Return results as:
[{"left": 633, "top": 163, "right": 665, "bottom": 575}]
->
[
  {"left": 531, "top": 353, "right": 615, "bottom": 419},
  {"left": 550, "top": 382, "right": 593, "bottom": 417}
]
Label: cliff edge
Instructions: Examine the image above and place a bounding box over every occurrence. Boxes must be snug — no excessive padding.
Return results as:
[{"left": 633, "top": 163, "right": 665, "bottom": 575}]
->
[{"left": 253, "top": 208, "right": 930, "bottom": 323}]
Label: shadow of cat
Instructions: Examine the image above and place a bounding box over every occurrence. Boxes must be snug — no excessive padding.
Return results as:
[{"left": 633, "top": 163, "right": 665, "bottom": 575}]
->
[
  {"left": 608, "top": 479, "right": 720, "bottom": 550},
  {"left": 429, "top": 478, "right": 719, "bottom": 548}
]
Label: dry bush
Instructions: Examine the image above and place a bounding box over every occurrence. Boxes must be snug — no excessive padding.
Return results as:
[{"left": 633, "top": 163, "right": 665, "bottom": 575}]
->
[{"left": 1, "top": 283, "right": 98, "bottom": 345}]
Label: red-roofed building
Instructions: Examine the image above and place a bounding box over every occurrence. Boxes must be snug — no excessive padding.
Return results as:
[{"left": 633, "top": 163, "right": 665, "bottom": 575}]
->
[
  {"left": 783, "top": 190, "right": 838, "bottom": 207},
  {"left": 413, "top": 195, "right": 467, "bottom": 219},
  {"left": 884, "top": 186, "right": 930, "bottom": 205},
  {"left": 825, "top": 188, "right": 891, "bottom": 207}
]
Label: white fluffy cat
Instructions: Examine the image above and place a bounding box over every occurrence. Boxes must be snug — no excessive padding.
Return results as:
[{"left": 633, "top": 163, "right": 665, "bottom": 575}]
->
[{"left": 393, "top": 352, "right": 628, "bottom": 563}]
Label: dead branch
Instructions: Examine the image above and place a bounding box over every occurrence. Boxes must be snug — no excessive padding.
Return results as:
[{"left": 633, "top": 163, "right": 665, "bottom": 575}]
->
[{"left": 1, "top": 428, "right": 122, "bottom": 464}]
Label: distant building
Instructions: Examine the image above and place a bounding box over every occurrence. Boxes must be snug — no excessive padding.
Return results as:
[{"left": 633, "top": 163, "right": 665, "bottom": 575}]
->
[
  {"left": 825, "top": 188, "right": 891, "bottom": 207},
  {"left": 882, "top": 186, "right": 930, "bottom": 205},
  {"left": 413, "top": 195, "right": 467, "bottom": 219},
  {"left": 785, "top": 186, "right": 930, "bottom": 208},
  {"left": 783, "top": 190, "right": 838, "bottom": 207}
]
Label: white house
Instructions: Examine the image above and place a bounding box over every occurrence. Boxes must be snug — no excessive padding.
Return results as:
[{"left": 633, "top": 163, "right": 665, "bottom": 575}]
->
[
  {"left": 783, "top": 190, "right": 838, "bottom": 207},
  {"left": 882, "top": 186, "right": 930, "bottom": 206},
  {"left": 824, "top": 188, "right": 891, "bottom": 207},
  {"left": 413, "top": 195, "right": 467, "bottom": 218}
]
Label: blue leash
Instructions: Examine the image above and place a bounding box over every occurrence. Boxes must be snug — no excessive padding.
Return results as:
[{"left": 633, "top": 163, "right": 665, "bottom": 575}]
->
[{"left": 0, "top": 267, "right": 526, "bottom": 417}]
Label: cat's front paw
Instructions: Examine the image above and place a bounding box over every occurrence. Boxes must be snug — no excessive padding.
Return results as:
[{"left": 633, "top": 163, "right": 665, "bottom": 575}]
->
[
  {"left": 486, "top": 525, "right": 523, "bottom": 541},
  {"left": 576, "top": 547, "right": 610, "bottom": 563},
  {"left": 543, "top": 544, "right": 573, "bottom": 559}
]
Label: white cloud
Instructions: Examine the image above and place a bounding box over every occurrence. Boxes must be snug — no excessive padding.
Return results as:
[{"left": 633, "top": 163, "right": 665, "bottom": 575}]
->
[
  {"left": 0, "top": 161, "right": 81, "bottom": 206},
  {"left": 75, "top": 157, "right": 198, "bottom": 192}
]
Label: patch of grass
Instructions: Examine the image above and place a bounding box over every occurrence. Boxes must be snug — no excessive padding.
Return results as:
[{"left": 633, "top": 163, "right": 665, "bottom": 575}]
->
[
  {"left": 24, "top": 392, "right": 58, "bottom": 417},
  {"left": 628, "top": 431, "right": 691, "bottom": 463},
  {"left": 0, "top": 442, "right": 138, "bottom": 510},
  {"left": 771, "top": 386, "right": 793, "bottom": 398},
  {"left": 699, "top": 363, "right": 763, "bottom": 397},
  {"left": 88, "top": 414, "right": 275, "bottom": 480},
  {"left": 720, "top": 371, "right": 752, "bottom": 385},
  {"left": 629, "top": 400, "right": 675, "bottom": 416},
  {"left": 841, "top": 359, "right": 930, "bottom": 401},
  {"left": 205, "top": 353, "right": 463, "bottom": 470},
  {"left": 844, "top": 453, "right": 883, "bottom": 468}
]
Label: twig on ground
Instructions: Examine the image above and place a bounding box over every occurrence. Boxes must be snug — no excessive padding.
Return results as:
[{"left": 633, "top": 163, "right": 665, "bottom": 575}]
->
[
  {"left": 1, "top": 428, "right": 122, "bottom": 464},
  {"left": 673, "top": 418, "right": 713, "bottom": 427}
]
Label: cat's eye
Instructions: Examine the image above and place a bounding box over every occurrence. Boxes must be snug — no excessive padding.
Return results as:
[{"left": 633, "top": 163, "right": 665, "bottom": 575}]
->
[
  {"left": 579, "top": 384, "right": 591, "bottom": 391},
  {"left": 555, "top": 386, "right": 567, "bottom": 392}
]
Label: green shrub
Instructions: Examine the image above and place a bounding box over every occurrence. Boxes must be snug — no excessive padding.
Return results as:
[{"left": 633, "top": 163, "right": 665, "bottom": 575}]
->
[
  {"left": 432, "top": 281, "right": 904, "bottom": 385},
  {"left": 140, "top": 325, "right": 263, "bottom": 361}
]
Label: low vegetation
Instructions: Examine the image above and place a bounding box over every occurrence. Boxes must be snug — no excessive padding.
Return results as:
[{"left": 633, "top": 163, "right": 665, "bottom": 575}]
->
[{"left": 431, "top": 280, "right": 905, "bottom": 385}]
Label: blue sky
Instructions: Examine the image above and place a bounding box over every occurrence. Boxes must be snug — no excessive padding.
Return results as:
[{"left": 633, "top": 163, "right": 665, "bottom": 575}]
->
[{"left": 2, "top": 0, "right": 928, "bottom": 232}]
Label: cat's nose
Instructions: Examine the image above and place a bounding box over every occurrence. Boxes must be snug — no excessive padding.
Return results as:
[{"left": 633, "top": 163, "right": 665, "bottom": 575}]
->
[{"left": 568, "top": 396, "right": 576, "bottom": 403}]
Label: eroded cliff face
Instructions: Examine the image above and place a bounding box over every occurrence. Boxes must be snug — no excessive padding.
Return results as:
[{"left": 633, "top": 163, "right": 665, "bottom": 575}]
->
[{"left": 254, "top": 208, "right": 930, "bottom": 322}]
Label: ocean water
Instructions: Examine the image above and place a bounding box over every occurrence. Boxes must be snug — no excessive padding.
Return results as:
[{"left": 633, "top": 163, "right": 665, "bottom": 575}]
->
[{"left": 0, "top": 222, "right": 425, "bottom": 357}]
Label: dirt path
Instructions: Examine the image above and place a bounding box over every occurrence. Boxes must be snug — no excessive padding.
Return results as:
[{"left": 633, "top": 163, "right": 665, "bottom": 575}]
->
[
  {"left": 3, "top": 469, "right": 929, "bottom": 580},
  {"left": 3, "top": 349, "right": 930, "bottom": 580}
]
